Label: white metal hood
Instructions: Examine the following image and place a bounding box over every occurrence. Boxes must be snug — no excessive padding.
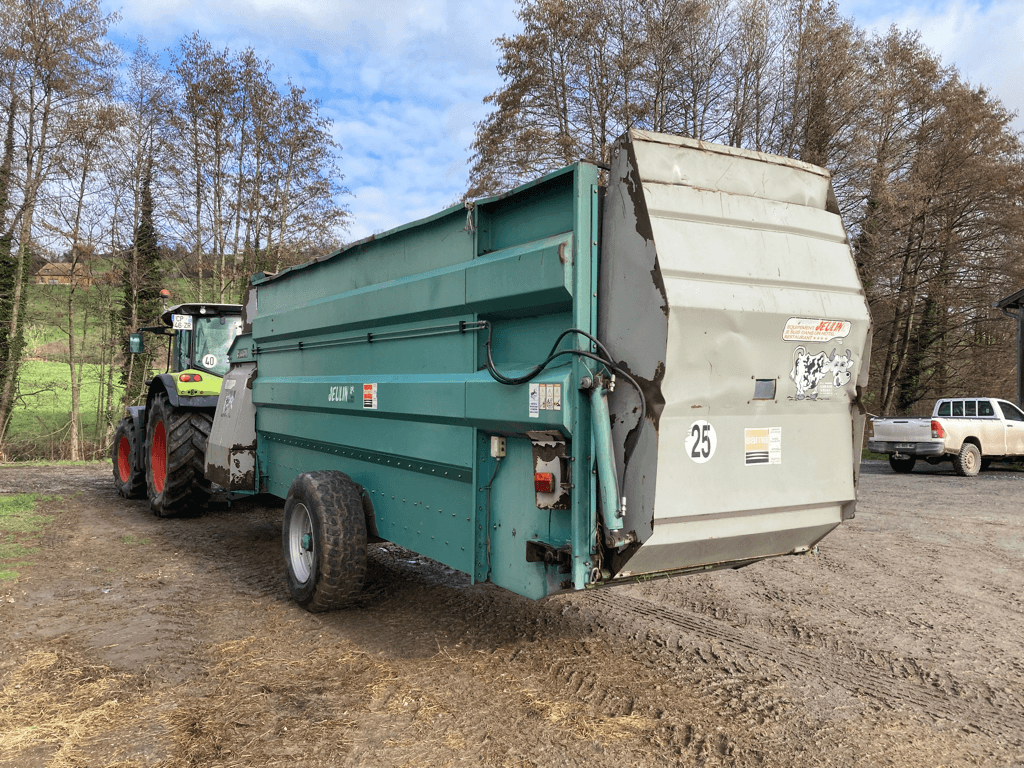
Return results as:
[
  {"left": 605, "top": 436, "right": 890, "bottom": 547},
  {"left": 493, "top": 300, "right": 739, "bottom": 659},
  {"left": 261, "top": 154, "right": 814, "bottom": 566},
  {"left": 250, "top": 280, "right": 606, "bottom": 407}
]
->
[{"left": 598, "top": 130, "right": 872, "bottom": 579}]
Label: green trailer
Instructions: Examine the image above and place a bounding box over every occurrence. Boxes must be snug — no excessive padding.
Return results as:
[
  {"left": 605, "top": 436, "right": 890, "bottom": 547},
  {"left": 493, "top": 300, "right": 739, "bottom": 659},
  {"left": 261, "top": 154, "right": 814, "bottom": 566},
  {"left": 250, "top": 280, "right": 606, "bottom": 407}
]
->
[{"left": 206, "top": 130, "right": 872, "bottom": 610}]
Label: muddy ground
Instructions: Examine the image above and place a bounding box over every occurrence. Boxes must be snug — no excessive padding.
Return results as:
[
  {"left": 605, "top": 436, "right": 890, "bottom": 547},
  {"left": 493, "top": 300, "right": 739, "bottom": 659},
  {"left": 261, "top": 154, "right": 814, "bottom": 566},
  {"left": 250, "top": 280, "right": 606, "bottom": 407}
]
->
[{"left": 1, "top": 460, "right": 1023, "bottom": 768}]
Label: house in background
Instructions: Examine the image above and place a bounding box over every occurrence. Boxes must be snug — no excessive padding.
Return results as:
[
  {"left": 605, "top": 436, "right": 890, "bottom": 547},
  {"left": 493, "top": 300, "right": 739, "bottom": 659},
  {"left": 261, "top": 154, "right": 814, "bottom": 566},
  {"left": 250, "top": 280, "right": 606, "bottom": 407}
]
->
[{"left": 34, "top": 261, "right": 94, "bottom": 289}]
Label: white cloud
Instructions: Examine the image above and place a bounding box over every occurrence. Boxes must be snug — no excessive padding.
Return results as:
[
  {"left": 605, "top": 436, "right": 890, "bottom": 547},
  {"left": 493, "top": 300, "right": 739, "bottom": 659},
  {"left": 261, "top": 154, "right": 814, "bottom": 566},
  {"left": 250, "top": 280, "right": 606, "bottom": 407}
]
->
[
  {"left": 101, "top": 0, "right": 517, "bottom": 242},
  {"left": 100, "top": 0, "right": 1022, "bottom": 244}
]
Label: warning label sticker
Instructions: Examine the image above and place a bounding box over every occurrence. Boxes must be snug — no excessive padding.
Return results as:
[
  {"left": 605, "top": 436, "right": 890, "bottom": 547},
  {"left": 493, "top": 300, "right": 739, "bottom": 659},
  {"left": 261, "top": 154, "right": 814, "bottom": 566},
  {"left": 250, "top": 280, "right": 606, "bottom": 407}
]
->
[
  {"left": 745, "top": 427, "right": 782, "bottom": 465},
  {"left": 363, "top": 383, "right": 377, "bottom": 410},
  {"left": 529, "top": 383, "right": 561, "bottom": 418},
  {"left": 783, "top": 318, "right": 851, "bottom": 343}
]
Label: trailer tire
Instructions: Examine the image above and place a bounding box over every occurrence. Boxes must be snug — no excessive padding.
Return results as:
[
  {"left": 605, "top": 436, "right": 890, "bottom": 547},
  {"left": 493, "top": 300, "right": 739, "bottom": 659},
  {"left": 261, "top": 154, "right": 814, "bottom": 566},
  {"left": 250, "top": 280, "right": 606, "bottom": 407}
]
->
[
  {"left": 953, "top": 442, "right": 982, "bottom": 477},
  {"left": 112, "top": 417, "right": 146, "bottom": 498},
  {"left": 145, "top": 393, "right": 213, "bottom": 517},
  {"left": 888, "top": 455, "right": 916, "bottom": 474},
  {"left": 283, "top": 471, "right": 367, "bottom": 612}
]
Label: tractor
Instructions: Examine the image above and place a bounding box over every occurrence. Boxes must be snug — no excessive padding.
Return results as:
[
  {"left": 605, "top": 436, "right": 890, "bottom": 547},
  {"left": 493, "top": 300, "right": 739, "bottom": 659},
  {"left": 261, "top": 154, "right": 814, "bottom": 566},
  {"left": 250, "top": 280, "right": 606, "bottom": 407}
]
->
[{"left": 112, "top": 303, "right": 243, "bottom": 516}]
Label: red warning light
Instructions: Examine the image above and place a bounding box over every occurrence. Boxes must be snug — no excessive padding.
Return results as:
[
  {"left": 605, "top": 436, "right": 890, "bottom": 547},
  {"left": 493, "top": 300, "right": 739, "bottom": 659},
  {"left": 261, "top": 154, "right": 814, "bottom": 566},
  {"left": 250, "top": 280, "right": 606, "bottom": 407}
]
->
[{"left": 534, "top": 472, "right": 555, "bottom": 493}]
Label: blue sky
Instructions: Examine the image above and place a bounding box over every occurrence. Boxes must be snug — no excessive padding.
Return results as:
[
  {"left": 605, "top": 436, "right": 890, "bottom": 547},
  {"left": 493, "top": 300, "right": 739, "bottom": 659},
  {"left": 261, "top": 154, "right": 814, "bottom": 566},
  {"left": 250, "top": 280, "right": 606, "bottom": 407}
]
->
[{"left": 100, "top": 0, "right": 1023, "bottom": 243}]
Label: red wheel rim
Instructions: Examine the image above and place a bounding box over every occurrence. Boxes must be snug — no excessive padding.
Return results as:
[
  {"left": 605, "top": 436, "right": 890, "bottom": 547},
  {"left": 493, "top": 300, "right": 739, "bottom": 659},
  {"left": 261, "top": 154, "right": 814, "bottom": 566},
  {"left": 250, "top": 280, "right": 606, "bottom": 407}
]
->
[
  {"left": 152, "top": 421, "right": 167, "bottom": 493},
  {"left": 117, "top": 436, "right": 131, "bottom": 482}
]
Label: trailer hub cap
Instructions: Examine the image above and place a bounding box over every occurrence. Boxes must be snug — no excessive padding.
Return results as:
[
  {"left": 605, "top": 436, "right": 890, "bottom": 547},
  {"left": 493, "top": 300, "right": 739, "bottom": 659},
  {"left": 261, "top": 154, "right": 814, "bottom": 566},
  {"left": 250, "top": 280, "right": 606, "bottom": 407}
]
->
[{"left": 287, "top": 502, "right": 315, "bottom": 583}]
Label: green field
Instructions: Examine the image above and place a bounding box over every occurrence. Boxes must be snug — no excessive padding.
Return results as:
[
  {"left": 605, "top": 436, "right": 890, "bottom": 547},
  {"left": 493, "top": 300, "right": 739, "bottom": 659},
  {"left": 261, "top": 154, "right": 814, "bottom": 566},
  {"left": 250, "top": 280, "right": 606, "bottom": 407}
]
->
[{"left": 5, "top": 360, "right": 125, "bottom": 459}]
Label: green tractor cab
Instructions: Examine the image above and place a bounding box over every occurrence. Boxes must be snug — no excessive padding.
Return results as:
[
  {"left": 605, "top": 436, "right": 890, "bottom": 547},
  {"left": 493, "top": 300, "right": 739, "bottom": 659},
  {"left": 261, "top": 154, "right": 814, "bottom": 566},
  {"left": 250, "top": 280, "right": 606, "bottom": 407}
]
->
[{"left": 113, "top": 303, "right": 243, "bottom": 516}]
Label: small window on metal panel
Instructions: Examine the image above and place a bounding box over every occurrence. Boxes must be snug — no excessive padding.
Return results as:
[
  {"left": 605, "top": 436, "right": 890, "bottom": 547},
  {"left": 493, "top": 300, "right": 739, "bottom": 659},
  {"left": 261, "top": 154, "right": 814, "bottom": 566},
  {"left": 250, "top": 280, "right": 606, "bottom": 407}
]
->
[
  {"left": 753, "top": 379, "right": 776, "bottom": 400},
  {"left": 952, "top": 401, "right": 964, "bottom": 417},
  {"left": 937, "top": 401, "right": 951, "bottom": 417},
  {"left": 979, "top": 401, "right": 995, "bottom": 417},
  {"left": 965, "top": 400, "right": 977, "bottom": 417}
]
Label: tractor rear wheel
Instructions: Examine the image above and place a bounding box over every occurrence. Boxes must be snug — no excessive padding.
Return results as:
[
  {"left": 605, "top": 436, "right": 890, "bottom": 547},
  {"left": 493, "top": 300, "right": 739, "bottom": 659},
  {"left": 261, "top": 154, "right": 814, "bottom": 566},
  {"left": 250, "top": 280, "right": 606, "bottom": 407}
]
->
[
  {"left": 112, "top": 417, "right": 146, "bottom": 498},
  {"left": 283, "top": 471, "right": 367, "bottom": 612},
  {"left": 145, "top": 393, "right": 213, "bottom": 517}
]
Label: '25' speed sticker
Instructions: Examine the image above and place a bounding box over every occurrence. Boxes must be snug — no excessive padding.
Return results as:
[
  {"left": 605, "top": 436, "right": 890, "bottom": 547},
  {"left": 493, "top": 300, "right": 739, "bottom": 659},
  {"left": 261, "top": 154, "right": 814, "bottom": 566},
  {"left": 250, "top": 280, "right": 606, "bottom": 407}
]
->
[{"left": 685, "top": 420, "right": 717, "bottom": 463}]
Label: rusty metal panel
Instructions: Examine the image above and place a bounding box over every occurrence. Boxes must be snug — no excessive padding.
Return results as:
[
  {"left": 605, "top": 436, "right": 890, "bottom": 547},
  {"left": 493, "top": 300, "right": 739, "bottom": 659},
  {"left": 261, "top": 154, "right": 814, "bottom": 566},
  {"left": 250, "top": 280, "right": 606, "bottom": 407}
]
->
[
  {"left": 206, "top": 361, "right": 258, "bottom": 491},
  {"left": 599, "top": 130, "right": 871, "bottom": 578}
]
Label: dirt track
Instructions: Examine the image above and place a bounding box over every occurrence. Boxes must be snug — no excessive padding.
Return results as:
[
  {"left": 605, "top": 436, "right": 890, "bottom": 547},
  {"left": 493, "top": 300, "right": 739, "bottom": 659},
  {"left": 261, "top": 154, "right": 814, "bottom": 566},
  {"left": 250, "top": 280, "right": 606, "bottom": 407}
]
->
[{"left": 1, "top": 460, "right": 1023, "bottom": 767}]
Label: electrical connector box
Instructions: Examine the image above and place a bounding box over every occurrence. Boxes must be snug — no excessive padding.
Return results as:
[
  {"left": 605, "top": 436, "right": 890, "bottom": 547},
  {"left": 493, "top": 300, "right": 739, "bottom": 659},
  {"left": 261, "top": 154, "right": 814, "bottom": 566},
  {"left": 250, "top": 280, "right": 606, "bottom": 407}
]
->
[{"left": 490, "top": 436, "right": 506, "bottom": 458}]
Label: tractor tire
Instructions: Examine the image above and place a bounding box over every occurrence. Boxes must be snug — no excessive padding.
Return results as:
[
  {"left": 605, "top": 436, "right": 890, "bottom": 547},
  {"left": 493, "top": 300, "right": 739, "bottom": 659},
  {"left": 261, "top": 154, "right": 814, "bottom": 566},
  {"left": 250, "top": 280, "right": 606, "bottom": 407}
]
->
[
  {"left": 283, "top": 471, "right": 367, "bottom": 612},
  {"left": 112, "top": 417, "right": 146, "bottom": 498},
  {"left": 952, "top": 442, "right": 982, "bottom": 477},
  {"left": 145, "top": 393, "right": 213, "bottom": 517},
  {"left": 888, "top": 455, "right": 916, "bottom": 474}
]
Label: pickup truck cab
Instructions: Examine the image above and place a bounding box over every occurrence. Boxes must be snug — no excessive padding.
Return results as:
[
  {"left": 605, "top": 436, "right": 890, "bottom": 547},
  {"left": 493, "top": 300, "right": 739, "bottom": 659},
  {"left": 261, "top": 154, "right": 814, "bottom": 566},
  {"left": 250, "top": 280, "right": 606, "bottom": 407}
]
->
[{"left": 868, "top": 397, "right": 1024, "bottom": 476}]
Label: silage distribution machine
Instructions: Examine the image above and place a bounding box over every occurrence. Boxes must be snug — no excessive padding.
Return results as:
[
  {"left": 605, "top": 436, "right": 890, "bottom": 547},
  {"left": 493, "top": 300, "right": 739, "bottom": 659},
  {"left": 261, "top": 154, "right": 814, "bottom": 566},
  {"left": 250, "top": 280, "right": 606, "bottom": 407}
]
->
[
  {"left": 112, "top": 304, "right": 243, "bottom": 516},
  {"left": 114, "top": 130, "right": 872, "bottom": 612}
]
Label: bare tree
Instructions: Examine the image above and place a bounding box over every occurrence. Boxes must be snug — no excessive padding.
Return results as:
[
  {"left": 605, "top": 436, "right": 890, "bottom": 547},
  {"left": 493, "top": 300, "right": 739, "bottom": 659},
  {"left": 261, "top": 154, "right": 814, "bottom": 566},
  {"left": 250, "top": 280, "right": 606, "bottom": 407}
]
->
[
  {"left": 0, "top": 0, "right": 117, "bottom": 443},
  {"left": 469, "top": 0, "right": 1024, "bottom": 415}
]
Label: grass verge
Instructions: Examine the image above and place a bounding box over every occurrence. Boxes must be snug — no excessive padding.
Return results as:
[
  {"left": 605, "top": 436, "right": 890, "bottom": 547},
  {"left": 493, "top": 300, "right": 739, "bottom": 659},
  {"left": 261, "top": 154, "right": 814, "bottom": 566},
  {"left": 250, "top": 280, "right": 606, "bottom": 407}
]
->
[{"left": 0, "top": 494, "right": 55, "bottom": 581}]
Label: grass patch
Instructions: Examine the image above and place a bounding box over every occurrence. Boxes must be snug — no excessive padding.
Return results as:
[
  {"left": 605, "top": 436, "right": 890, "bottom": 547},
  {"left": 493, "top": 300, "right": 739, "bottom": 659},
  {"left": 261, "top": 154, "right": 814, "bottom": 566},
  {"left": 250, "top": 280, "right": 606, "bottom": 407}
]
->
[
  {"left": 0, "top": 493, "right": 55, "bottom": 582},
  {"left": 861, "top": 449, "right": 888, "bottom": 460},
  {"left": 120, "top": 535, "right": 151, "bottom": 546}
]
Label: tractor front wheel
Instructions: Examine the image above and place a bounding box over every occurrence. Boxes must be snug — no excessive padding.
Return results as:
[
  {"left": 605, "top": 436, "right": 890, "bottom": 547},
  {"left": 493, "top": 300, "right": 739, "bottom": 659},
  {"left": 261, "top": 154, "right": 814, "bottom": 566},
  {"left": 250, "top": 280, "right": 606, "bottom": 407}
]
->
[{"left": 145, "top": 393, "right": 213, "bottom": 517}]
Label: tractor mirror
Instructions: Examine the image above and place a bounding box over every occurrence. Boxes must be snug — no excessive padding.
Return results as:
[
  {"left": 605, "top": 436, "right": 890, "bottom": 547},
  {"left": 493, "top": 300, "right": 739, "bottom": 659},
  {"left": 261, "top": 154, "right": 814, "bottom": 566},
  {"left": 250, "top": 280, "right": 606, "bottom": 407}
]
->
[{"left": 129, "top": 333, "right": 144, "bottom": 354}]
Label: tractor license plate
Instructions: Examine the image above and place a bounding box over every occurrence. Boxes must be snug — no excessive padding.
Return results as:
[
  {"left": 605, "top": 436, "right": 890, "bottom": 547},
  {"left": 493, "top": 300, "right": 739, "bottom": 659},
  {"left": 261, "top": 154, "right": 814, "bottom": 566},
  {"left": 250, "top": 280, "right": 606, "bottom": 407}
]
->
[{"left": 895, "top": 443, "right": 915, "bottom": 450}]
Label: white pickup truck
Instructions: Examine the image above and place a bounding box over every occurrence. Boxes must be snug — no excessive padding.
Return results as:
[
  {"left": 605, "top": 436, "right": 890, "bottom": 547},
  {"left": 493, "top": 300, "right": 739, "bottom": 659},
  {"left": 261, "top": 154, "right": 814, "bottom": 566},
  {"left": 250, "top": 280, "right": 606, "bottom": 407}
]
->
[{"left": 868, "top": 397, "right": 1024, "bottom": 476}]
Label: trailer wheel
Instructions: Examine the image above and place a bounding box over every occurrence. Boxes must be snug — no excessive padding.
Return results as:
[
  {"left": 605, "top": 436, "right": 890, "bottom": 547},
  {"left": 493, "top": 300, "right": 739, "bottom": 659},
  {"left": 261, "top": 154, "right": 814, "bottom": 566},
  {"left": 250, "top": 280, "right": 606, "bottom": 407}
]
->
[
  {"left": 145, "top": 393, "right": 213, "bottom": 517},
  {"left": 112, "top": 417, "right": 146, "bottom": 498},
  {"left": 952, "top": 442, "right": 981, "bottom": 477},
  {"left": 283, "top": 471, "right": 367, "bottom": 612},
  {"left": 888, "top": 455, "right": 916, "bottom": 474}
]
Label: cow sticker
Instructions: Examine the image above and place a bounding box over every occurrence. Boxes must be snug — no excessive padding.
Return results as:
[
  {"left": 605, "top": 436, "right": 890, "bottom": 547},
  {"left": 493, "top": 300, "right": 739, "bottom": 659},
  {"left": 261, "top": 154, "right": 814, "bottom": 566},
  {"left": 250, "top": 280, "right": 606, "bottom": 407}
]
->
[{"left": 789, "top": 347, "right": 855, "bottom": 400}]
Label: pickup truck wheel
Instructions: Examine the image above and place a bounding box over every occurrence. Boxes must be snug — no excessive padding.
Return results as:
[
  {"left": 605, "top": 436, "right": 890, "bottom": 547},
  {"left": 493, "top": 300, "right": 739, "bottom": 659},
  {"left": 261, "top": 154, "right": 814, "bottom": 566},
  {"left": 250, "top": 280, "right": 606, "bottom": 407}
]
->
[
  {"left": 888, "top": 455, "right": 916, "bottom": 474},
  {"left": 283, "top": 471, "right": 367, "bottom": 612},
  {"left": 145, "top": 393, "right": 213, "bottom": 517},
  {"left": 112, "top": 417, "right": 146, "bottom": 498},
  {"left": 953, "top": 443, "right": 982, "bottom": 477}
]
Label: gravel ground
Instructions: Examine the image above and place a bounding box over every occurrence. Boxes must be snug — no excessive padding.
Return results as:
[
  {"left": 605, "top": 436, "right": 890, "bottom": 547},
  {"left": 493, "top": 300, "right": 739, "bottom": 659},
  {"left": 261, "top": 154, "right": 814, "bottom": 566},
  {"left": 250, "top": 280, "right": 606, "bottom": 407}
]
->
[{"left": 1, "top": 459, "right": 1022, "bottom": 767}]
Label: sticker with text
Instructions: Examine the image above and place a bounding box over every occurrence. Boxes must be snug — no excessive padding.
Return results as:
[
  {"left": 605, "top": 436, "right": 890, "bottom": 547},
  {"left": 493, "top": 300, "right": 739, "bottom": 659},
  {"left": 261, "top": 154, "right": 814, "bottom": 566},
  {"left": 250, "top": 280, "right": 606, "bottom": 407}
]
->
[
  {"left": 685, "top": 420, "right": 717, "bottom": 463},
  {"left": 328, "top": 385, "right": 355, "bottom": 403},
  {"left": 171, "top": 314, "right": 193, "bottom": 331},
  {"left": 745, "top": 427, "right": 782, "bottom": 465},
  {"left": 363, "top": 383, "right": 377, "bottom": 410},
  {"left": 783, "top": 318, "right": 851, "bottom": 343}
]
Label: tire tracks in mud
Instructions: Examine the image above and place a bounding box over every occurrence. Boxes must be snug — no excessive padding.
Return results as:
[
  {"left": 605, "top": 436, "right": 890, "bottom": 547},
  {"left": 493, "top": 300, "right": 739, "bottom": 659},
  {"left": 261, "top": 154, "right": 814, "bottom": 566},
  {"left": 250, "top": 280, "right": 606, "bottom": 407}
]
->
[{"left": 582, "top": 591, "right": 1024, "bottom": 744}]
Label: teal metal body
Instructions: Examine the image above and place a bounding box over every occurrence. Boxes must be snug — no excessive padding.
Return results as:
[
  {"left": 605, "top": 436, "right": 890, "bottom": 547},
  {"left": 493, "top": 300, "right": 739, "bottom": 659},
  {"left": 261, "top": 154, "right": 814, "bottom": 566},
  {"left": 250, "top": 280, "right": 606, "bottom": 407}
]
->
[
  {"left": 244, "top": 164, "right": 603, "bottom": 599},
  {"left": 214, "top": 130, "right": 873, "bottom": 603}
]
